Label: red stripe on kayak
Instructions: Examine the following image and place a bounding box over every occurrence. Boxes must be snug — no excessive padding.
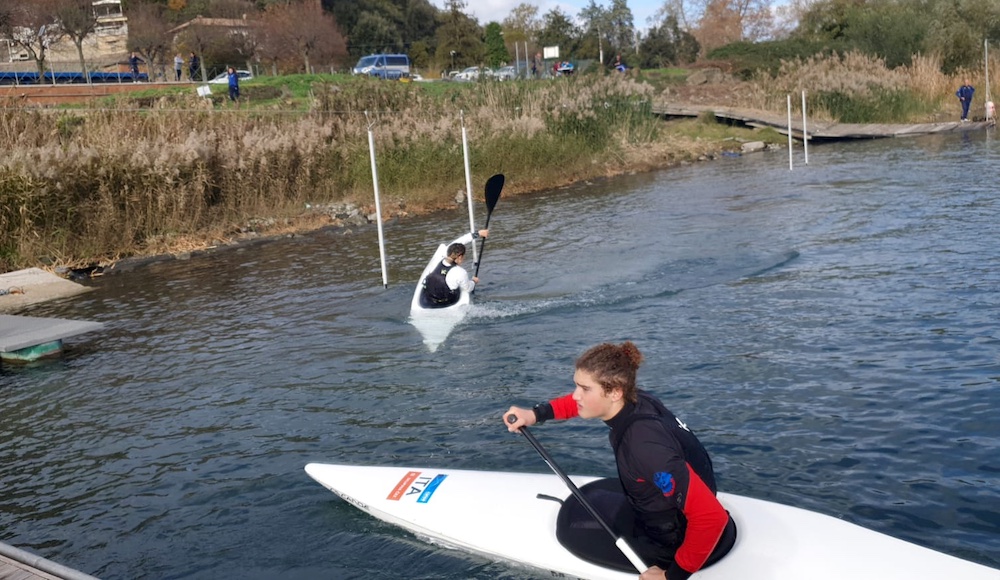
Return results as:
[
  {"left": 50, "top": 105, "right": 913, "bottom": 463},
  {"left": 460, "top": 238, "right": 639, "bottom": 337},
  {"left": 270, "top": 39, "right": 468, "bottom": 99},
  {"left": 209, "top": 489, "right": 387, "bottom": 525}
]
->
[{"left": 388, "top": 471, "right": 421, "bottom": 500}]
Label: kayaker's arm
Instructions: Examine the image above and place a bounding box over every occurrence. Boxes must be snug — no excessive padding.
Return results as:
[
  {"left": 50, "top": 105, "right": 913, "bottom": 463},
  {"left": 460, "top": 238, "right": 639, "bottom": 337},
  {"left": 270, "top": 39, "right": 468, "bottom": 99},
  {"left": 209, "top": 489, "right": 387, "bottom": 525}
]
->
[
  {"left": 449, "top": 229, "right": 488, "bottom": 246},
  {"left": 505, "top": 393, "right": 577, "bottom": 432}
]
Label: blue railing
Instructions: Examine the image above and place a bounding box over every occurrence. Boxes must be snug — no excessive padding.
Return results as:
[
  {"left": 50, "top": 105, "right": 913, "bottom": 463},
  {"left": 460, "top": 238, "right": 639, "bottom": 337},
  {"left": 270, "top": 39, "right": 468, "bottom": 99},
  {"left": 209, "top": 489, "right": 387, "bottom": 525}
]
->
[{"left": 0, "top": 71, "right": 149, "bottom": 85}]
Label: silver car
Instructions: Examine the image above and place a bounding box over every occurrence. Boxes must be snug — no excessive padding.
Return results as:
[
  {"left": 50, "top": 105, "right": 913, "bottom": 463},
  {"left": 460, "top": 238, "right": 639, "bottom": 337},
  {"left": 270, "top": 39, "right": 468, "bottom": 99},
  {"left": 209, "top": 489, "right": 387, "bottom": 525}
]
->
[
  {"left": 494, "top": 66, "right": 517, "bottom": 81},
  {"left": 454, "top": 66, "right": 483, "bottom": 82}
]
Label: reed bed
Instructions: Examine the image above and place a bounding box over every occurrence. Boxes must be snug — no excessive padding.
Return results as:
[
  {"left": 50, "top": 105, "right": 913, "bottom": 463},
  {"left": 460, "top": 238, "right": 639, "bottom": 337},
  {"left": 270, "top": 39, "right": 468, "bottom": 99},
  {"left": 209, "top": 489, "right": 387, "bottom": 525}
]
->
[
  {"left": 0, "top": 75, "right": 665, "bottom": 271},
  {"left": 741, "top": 51, "right": 993, "bottom": 123}
]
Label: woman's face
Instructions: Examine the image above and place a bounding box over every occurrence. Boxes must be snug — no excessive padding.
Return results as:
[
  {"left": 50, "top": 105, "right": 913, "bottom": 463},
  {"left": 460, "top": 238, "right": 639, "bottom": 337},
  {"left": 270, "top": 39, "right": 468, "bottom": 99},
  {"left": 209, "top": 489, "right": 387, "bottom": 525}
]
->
[{"left": 572, "top": 369, "right": 622, "bottom": 420}]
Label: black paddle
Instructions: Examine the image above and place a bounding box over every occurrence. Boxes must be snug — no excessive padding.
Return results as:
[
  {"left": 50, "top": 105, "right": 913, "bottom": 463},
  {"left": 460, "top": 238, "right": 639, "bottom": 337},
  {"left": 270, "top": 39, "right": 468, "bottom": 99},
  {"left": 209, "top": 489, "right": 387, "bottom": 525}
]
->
[
  {"left": 506, "top": 414, "right": 649, "bottom": 573},
  {"left": 473, "top": 173, "right": 504, "bottom": 280}
]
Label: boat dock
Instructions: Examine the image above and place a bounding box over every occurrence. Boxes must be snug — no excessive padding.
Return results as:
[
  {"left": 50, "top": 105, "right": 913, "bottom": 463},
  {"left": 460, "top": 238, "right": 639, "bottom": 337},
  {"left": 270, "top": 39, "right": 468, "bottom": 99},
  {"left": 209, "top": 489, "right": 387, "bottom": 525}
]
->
[
  {"left": 0, "top": 541, "right": 99, "bottom": 580},
  {"left": 0, "top": 314, "right": 104, "bottom": 362},
  {"left": 0, "top": 268, "right": 104, "bottom": 362},
  {"left": 653, "top": 103, "right": 992, "bottom": 141}
]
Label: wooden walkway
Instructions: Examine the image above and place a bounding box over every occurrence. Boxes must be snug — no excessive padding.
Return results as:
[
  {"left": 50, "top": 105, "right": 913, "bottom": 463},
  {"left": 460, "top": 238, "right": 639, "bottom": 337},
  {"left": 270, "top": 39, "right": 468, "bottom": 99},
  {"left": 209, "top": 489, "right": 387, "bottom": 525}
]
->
[{"left": 653, "top": 103, "right": 992, "bottom": 141}]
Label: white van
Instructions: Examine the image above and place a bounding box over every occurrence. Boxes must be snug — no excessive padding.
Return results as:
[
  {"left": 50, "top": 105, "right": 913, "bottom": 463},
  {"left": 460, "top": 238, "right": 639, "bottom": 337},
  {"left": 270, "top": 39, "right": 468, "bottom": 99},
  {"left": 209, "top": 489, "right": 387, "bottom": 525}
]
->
[{"left": 352, "top": 54, "right": 410, "bottom": 80}]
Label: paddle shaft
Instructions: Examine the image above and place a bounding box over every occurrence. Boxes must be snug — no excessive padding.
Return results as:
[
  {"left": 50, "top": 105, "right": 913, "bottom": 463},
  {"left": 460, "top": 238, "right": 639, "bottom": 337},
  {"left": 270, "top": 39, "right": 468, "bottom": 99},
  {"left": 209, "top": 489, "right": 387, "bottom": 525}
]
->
[
  {"left": 507, "top": 415, "right": 648, "bottom": 573},
  {"left": 473, "top": 209, "right": 494, "bottom": 279}
]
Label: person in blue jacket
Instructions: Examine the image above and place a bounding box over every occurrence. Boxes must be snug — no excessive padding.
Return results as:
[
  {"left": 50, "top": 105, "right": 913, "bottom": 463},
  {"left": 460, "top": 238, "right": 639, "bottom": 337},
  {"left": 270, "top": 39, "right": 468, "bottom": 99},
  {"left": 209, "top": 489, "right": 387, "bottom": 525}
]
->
[
  {"left": 129, "top": 52, "right": 143, "bottom": 82},
  {"left": 956, "top": 80, "right": 975, "bottom": 122},
  {"left": 226, "top": 67, "right": 240, "bottom": 106}
]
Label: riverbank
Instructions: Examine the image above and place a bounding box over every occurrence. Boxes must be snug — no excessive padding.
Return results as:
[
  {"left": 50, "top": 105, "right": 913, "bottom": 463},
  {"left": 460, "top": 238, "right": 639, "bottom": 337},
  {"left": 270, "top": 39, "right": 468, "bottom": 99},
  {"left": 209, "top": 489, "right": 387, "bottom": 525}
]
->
[
  {"left": 7, "top": 51, "right": 976, "bottom": 277},
  {"left": 0, "top": 72, "right": 790, "bottom": 276},
  {"left": 58, "top": 130, "right": 758, "bottom": 280}
]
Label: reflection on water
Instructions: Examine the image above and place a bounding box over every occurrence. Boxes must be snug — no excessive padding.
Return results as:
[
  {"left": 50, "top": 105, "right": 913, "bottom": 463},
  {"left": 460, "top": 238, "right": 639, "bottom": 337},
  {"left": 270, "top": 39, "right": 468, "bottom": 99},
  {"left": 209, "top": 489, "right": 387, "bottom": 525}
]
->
[{"left": 2, "top": 132, "right": 998, "bottom": 579}]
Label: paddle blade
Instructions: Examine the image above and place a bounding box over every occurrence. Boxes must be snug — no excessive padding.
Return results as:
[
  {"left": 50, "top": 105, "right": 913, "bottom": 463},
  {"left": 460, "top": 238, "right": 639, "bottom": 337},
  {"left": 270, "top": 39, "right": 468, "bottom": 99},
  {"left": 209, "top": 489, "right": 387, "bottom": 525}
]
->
[{"left": 484, "top": 173, "right": 504, "bottom": 214}]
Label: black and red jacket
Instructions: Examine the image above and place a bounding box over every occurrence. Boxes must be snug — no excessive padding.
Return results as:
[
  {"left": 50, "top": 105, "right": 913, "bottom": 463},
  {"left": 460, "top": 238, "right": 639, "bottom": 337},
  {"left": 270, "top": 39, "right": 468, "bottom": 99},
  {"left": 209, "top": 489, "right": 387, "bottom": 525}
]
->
[{"left": 535, "top": 390, "right": 730, "bottom": 579}]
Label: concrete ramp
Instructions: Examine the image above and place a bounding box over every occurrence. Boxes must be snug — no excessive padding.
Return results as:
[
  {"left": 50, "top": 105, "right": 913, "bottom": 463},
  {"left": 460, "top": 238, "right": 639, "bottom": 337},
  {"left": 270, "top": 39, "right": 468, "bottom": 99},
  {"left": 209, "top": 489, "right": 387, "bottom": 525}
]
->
[{"left": 0, "top": 268, "right": 94, "bottom": 314}]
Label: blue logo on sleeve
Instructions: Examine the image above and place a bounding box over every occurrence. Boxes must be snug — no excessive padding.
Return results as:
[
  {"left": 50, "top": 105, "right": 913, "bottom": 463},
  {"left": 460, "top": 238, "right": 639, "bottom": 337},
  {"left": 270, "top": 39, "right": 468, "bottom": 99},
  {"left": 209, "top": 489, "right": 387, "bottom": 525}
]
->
[{"left": 653, "top": 472, "right": 675, "bottom": 496}]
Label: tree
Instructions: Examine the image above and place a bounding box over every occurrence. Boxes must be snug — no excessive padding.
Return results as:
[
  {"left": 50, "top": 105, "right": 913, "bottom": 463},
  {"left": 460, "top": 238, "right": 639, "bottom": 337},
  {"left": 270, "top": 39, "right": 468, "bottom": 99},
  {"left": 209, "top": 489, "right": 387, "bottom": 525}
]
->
[
  {"left": 128, "top": 2, "right": 174, "bottom": 81},
  {"left": 227, "top": 11, "right": 265, "bottom": 74},
  {"left": 351, "top": 10, "right": 403, "bottom": 55},
  {"left": 434, "top": 0, "right": 483, "bottom": 69},
  {"left": 483, "top": 21, "right": 508, "bottom": 67},
  {"left": 578, "top": 1, "right": 610, "bottom": 62},
  {"left": 404, "top": 0, "right": 439, "bottom": 52},
  {"left": 260, "top": 1, "right": 347, "bottom": 74},
  {"left": 656, "top": 0, "right": 774, "bottom": 54},
  {"left": 353, "top": 0, "right": 404, "bottom": 55},
  {"left": 638, "top": 14, "right": 699, "bottom": 68},
  {"left": 502, "top": 2, "right": 541, "bottom": 45},
  {"left": 0, "top": 1, "right": 65, "bottom": 80},
  {"left": 537, "top": 7, "right": 578, "bottom": 59},
  {"left": 174, "top": 20, "right": 224, "bottom": 81},
  {"left": 52, "top": 0, "right": 96, "bottom": 83},
  {"left": 607, "top": 0, "right": 636, "bottom": 55}
]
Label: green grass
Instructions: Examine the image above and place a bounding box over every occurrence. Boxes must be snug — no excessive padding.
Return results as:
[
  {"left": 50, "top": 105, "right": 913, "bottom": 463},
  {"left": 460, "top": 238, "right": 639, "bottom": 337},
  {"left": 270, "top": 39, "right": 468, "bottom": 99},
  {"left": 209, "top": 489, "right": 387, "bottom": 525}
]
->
[{"left": 668, "top": 116, "right": 785, "bottom": 146}]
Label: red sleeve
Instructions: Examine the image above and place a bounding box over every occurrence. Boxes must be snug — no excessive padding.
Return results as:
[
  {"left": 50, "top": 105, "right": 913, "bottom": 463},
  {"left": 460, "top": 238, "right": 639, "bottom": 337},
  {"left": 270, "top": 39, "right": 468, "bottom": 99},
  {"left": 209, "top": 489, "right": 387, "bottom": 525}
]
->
[
  {"left": 672, "top": 463, "right": 729, "bottom": 574},
  {"left": 549, "top": 393, "right": 578, "bottom": 420}
]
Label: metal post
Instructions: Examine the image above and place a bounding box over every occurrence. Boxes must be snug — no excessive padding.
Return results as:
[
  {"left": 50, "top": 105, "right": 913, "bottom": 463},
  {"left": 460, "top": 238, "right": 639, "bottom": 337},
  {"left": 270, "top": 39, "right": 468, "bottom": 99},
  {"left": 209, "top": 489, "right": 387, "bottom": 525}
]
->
[
  {"left": 598, "top": 27, "right": 603, "bottom": 66},
  {"left": 801, "top": 90, "right": 808, "bottom": 164},
  {"left": 365, "top": 112, "right": 390, "bottom": 288},
  {"left": 787, "top": 95, "right": 793, "bottom": 171},
  {"left": 461, "top": 111, "right": 479, "bottom": 265}
]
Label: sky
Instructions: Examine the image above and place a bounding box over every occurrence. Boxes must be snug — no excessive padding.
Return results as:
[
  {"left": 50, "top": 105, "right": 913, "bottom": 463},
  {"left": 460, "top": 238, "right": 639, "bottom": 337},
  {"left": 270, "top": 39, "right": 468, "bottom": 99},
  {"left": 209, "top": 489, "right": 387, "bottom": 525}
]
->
[
  {"left": 430, "top": 0, "right": 666, "bottom": 29},
  {"left": 430, "top": 1, "right": 795, "bottom": 33}
]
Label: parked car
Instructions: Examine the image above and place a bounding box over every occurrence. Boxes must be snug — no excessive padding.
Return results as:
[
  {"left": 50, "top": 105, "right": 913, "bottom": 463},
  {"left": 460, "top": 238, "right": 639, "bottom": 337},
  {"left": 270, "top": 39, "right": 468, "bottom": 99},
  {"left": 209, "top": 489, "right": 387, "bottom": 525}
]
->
[
  {"left": 208, "top": 69, "right": 253, "bottom": 84},
  {"left": 494, "top": 65, "right": 517, "bottom": 81},
  {"left": 454, "top": 66, "right": 483, "bottom": 82},
  {"left": 352, "top": 54, "right": 411, "bottom": 80}
]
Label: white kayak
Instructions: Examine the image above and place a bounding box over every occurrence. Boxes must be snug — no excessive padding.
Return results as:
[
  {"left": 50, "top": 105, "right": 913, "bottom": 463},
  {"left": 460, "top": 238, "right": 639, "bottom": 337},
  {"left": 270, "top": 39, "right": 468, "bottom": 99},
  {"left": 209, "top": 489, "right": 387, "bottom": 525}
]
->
[
  {"left": 408, "top": 243, "right": 471, "bottom": 352},
  {"left": 304, "top": 463, "right": 998, "bottom": 580}
]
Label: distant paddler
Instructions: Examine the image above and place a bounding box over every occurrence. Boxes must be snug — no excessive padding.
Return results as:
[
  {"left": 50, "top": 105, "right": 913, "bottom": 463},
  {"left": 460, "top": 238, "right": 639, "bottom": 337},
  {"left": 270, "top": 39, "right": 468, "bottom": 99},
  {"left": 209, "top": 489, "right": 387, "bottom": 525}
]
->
[{"left": 418, "top": 229, "right": 489, "bottom": 308}]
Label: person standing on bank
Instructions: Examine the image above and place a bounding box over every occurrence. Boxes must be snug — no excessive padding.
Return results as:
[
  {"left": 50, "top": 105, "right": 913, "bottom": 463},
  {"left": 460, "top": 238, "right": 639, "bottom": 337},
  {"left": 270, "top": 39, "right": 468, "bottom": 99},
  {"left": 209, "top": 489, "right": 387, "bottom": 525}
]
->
[
  {"left": 419, "top": 229, "right": 488, "bottom": 308},
  {"left": 956, "top": 79, "right": 975, "bottom": 122},
  {"left": 503, "top": 342, "right": 736, "bottom": 580},
  {"left": 226, "top": 66, "right": 240, "bottom": 106},
  {"left": 189, "top": 52, "right": 200, "bottom": 82},
  {"left": 174, "top": 53, "right": 184, "bottom": 81},
  {"left": 129, "top": 51, "right": 143, "bottom": 82}
]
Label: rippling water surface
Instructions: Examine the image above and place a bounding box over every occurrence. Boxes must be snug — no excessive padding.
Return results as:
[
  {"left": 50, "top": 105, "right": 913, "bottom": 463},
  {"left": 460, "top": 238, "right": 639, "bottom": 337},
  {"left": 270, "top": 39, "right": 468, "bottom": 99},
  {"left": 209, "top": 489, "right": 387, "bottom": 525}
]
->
[{"left": 2, "top": 132, "right": 998, "bottom": 579}]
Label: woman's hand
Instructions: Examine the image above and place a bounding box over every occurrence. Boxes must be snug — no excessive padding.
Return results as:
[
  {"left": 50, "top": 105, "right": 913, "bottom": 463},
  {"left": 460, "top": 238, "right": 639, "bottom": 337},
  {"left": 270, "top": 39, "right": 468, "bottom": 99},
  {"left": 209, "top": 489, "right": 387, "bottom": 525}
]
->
[{"left": 639, "top": 565, "right": 667, "bottom": 580}]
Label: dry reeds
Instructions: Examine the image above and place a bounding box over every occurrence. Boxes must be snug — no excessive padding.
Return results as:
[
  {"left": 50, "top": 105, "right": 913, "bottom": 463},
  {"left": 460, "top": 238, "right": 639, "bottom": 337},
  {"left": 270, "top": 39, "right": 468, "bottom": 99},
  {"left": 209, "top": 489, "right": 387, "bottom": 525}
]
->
[
  {"left": 741, "top": 51, "right": 989, "bottom": 123},
  {"left": 0, "top": 75, "right": 662, "bottom": 271}
]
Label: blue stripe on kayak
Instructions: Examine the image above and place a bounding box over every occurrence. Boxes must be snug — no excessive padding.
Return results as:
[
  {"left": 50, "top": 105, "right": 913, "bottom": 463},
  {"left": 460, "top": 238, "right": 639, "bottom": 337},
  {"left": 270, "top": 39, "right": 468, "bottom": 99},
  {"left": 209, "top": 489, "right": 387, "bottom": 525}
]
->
[{"left": 417, "top": 474, "right": 447, "bottom": 503}]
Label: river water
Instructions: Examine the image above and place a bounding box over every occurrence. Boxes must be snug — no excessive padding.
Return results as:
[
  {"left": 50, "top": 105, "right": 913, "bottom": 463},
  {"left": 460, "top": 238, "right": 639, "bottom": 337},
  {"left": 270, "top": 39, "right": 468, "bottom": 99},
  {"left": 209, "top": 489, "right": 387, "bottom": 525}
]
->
[{"left": 1, "top": 131, "right": 998, "bottom": 579}]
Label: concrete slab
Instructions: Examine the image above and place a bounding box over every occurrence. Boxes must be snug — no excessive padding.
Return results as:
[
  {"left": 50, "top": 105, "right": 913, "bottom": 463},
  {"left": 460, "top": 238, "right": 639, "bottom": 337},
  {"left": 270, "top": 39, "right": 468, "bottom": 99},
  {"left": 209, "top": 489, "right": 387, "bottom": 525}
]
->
[
  {"left": 0, "top": 315, "right": 104, "bottom": 353},
  {"left": 0, "top": 268, "right": 94, "bottom": 314}
]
